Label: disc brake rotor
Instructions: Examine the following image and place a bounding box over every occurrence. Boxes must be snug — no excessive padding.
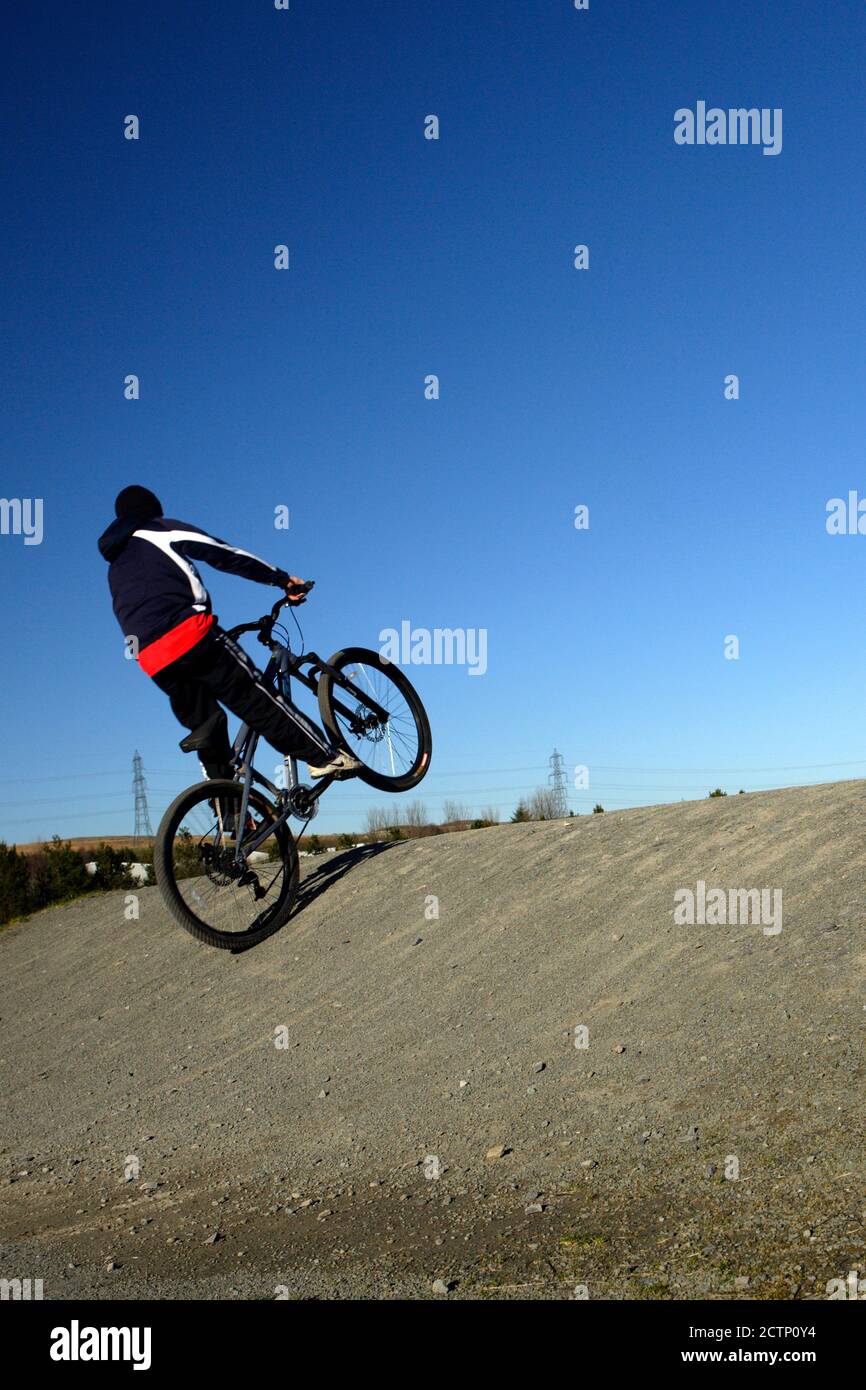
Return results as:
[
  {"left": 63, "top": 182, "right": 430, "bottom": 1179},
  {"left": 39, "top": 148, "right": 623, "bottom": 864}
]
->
[{"left": 354, "top": 704, "right": 386, "bottom": 741}]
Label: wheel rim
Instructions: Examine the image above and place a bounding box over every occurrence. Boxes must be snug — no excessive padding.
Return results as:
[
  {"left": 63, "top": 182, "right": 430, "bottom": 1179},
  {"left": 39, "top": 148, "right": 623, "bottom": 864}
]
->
[
  {"left": 334, "top": 661, "right": 422, "bottom": 781},
  {"left": 168, "top": 788, "right": 291, "bottom": 937}
]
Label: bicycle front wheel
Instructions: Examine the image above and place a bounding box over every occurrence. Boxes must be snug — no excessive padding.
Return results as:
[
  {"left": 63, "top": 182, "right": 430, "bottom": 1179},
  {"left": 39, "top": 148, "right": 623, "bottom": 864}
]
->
[
  {"left": 318, "top": 647, "right": 432, "bottom": 792},
  {"left": 154, "top": 780, "right": 298, "bottom": 950}
]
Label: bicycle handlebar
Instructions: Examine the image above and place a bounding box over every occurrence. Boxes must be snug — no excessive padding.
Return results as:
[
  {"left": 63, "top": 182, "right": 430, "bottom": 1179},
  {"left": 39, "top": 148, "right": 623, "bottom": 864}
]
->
[{"left": 224, "top": 581, "right": 315, "bottom": 644}]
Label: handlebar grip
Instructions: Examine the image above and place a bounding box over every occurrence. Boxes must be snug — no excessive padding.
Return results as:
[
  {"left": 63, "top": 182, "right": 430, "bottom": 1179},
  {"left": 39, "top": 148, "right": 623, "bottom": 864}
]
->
[{"left": 271, "top": 581, "right": 314, "bottom": 618}]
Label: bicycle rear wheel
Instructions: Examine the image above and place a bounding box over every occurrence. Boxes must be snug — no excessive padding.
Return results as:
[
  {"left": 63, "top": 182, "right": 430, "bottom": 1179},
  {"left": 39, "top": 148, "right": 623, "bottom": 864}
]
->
[
  {"left": 318, "top": 647, "right": 432, "bottom": 792},
  {"left": 154, "top": 780, "right": 298, "bottom": 950}
]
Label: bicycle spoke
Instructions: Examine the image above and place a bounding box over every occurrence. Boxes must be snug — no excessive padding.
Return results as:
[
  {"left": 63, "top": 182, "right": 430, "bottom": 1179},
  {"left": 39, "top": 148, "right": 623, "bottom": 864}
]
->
[
  {"left": 169, "top": 787, "right": 290, "bottom": 937},
  {"left": 334, "top": 660, "right": 421, "bottom": 780}
]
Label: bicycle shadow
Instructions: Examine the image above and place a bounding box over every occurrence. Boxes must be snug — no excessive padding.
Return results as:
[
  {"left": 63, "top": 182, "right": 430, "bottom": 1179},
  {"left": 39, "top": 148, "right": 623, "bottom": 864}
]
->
[{"left": 290, "top": 841, "right": 395, "bottom": 918}]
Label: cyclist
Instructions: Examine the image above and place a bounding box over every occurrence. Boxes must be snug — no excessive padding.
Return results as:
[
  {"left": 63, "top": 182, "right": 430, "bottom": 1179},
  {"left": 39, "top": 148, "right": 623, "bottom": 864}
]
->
[{"left": 98, "top": 485, "right": 360, "bottom": 781}]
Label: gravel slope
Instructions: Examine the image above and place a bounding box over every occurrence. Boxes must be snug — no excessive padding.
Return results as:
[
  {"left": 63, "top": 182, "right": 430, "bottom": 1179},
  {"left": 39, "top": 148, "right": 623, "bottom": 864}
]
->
[{"left": 1, "top": 780, "right": 865, "bottom": 1299}]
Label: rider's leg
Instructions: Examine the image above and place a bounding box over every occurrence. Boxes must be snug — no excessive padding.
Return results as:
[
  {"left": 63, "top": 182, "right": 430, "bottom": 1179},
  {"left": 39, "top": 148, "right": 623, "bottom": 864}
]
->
[
  {"left": 151, "top": 663, "right": 234, "bottom": 779},
  {"left": 182, "top": 627, "right": 333, "bottom": 764}
]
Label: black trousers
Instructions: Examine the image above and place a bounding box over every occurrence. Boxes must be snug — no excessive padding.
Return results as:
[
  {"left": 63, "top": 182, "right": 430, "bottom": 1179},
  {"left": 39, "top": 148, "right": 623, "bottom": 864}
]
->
[{"left": 152, "top": 627, "right": 332, "bottom": 779}]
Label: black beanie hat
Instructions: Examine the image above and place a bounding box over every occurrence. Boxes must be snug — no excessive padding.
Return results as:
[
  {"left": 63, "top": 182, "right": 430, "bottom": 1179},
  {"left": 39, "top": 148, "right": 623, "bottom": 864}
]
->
[{"left": 114, "top": 485, "right": 163, "bottom": 520}]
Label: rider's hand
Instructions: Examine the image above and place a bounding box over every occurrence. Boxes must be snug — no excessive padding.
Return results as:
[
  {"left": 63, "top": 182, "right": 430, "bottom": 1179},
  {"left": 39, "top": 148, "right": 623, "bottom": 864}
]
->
[{"left": 285, "top": 576, "right": 310, "bottom": 605}]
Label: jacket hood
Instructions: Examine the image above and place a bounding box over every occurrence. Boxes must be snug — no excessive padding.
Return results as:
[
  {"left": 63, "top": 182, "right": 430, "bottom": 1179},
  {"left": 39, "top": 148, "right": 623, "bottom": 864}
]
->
[{"left": 98, "top": 514, "right": 147, "bottom": 562}]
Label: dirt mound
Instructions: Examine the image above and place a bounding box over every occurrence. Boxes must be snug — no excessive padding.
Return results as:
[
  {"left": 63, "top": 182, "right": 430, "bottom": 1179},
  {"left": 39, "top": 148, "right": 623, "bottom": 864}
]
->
[{"left": 1, "top": 780, "right": 864, "bottom": 1299}]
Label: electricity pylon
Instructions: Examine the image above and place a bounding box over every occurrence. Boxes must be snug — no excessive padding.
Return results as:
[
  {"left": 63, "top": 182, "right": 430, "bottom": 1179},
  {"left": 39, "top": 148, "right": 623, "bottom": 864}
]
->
[
  {"left": 548, "top": 748, "right": 569, "bottom": 818},
  {"left": 132, "top": 751, "right": 154, "bottom": 841}
]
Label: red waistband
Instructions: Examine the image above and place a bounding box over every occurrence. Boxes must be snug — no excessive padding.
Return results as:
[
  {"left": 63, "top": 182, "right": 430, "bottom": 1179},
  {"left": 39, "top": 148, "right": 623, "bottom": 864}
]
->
[{"left": 139, "top": 613, "right": 215, "bottom": 676}]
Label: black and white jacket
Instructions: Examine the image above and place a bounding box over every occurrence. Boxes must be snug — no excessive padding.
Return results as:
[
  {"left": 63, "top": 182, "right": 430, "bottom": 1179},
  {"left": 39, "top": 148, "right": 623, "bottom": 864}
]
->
[{"left": 98, "top": 515, "right": 290, "bottom": 674}]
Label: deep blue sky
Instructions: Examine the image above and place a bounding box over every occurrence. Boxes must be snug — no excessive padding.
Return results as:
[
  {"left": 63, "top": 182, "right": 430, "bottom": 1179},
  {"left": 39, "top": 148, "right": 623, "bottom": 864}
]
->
[{"left": 2, "top": 0, "right": 866, "bottom": 841}]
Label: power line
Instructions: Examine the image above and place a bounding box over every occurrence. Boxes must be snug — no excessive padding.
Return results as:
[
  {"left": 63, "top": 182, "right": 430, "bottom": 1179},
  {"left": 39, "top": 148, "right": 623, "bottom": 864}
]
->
[
  {"left": 9, "top": 755, "right": 866, "bottom": 788},
  {"left": 0, "top": 790, "right": 181, "bottom": 810}
]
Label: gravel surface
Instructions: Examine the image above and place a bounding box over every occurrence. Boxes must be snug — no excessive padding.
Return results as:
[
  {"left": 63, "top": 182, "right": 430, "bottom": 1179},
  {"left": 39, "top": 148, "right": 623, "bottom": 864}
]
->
[{"left": 1, "top": 780, "right": 865, "bottom": 1299}]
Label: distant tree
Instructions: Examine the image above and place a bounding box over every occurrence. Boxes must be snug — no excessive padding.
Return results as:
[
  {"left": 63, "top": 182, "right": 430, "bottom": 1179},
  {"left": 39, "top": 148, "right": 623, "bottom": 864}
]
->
[
  {"left": 442, "top": 799, "right": 471, "bottom": 824},
  {"left": 365, "top": 807, "right": 389, "bottom": 834},
  {"left": 529, "top": 787, "right": 560, "bottom": 821},
  {"left": 479, "top": 805, "right": 499, "bottom": 824},
  {"left": 29, "top": 836, "right": 90, "bottom": 907},
  {"left": 708, "top": 788, "right": 727, "bottom": 798},
  {"left": 402, "top": 800, "right": 428, "bottom": 828},
  {"left": 592, "top": 804, "right": 604, "bottom": 815},
  {"left": 0, "top": 842, "right": 30, "bottom": 925}
]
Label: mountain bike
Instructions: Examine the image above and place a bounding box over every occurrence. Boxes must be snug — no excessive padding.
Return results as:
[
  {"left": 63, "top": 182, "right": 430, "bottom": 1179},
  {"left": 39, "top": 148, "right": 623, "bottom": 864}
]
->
[{"left": 154, "top": 587, "right": 432, "bottom": 950}]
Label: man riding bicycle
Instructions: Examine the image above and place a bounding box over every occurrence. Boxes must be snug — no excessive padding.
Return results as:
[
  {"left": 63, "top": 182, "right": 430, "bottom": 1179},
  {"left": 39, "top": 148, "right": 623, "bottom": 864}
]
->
[{"left": 98, "top": 485, "right": 360, "bottom": 781}]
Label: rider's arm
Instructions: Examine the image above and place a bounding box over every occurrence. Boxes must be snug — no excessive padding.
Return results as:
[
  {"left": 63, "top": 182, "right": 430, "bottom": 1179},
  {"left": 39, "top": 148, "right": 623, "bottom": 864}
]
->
[{"left": 172, "top": 528, "right": 291, "bottom": 588}]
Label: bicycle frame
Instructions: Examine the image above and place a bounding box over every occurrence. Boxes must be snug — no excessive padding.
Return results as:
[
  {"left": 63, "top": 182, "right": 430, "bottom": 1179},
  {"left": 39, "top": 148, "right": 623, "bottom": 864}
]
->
[{"left": 224, "top": 632, "right": 390, "bottom": 865}]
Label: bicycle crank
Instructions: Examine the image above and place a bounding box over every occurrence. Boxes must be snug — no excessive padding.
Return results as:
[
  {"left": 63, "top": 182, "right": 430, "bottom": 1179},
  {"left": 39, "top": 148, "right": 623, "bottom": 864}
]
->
[{"left": 286, "top": 783, "right": 320, "bottom": 820}]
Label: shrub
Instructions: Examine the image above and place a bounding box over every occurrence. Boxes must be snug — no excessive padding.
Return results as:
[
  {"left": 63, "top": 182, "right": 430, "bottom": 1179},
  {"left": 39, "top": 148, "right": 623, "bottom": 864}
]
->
[
  {"left": 28, "top": 837, "right": 90, "bottom": 909},
  {"left": 172, "top": 827, "right": 205, "bottom": 880},
  {"left": 89, "top": 843, "right": 138, "bottom": 889},
  {"left": 0, "top": 842, "right": 30, "bottom": 925},
  {"left": 1, "top": 835, "right": 153, "bottom": 928}
]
